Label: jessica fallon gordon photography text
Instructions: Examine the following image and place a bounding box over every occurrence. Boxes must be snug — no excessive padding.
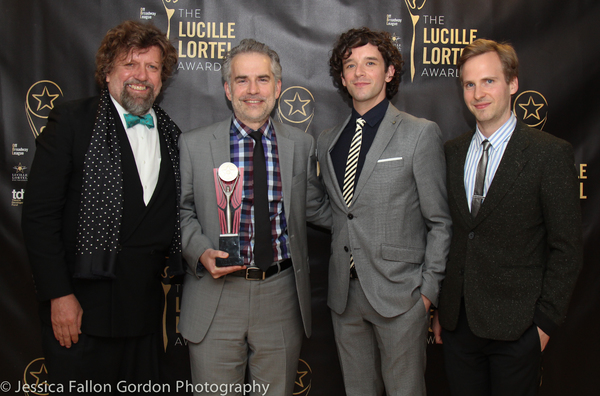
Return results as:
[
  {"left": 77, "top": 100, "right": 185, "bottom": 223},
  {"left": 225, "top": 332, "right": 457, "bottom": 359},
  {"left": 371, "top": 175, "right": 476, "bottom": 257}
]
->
[{"left": 14, "top": 380, "right": 270, "bottom": 395}]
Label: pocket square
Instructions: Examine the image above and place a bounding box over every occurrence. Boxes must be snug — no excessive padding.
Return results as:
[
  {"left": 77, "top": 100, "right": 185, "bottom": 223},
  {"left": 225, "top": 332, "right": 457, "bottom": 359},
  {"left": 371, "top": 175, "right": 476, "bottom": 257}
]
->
[{"left": 377, "top": 157, "right": 403, "bottom": 163}]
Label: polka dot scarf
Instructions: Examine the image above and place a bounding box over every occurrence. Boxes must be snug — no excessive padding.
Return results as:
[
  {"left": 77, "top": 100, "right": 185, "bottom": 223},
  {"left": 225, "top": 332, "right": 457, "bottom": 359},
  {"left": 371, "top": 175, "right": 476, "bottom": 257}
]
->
[{"left": 75, "top": 89, "right": 182, "bottom": 279}]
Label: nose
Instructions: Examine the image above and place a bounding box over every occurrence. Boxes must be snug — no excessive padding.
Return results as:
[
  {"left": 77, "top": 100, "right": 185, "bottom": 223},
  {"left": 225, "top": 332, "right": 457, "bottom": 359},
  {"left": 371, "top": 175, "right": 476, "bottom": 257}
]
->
[
  {"left": 473, "top": 84, "right": 485, "bottom": 100},
  {"left": 355, "top": 64, "right": 366, "bottom": 77},
  {"left": 133, "top": 64, "right": 149, "bottom": 81},
  {"left": 247, "top": 79, "right": 259, "bottom": 94}
]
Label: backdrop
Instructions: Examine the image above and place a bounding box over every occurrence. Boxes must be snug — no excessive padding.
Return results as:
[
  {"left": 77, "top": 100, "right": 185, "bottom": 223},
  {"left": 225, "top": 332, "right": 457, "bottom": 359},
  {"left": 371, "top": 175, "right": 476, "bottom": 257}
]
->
[{"left": 1, "top": 0, "right": 599, "bottom": 395}]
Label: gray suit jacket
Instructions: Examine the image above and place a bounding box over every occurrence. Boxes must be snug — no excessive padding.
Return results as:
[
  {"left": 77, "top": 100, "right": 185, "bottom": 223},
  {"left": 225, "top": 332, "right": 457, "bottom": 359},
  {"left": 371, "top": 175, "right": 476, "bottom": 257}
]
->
[
  {"left": 317, "top": 103, "right": 452, "bottom": 317},
  {"left": 178, "top": 117, "right": 330, "bottom": 342}
]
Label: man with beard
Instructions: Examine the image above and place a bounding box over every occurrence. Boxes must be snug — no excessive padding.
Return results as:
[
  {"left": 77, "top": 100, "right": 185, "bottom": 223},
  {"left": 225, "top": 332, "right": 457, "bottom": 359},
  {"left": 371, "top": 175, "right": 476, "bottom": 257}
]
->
[
  {"left": 178, "top": 38, "right": 330, "bottom": 395},
  {"left": 22, "top": 20, "right": 182, "bottom": 392}
]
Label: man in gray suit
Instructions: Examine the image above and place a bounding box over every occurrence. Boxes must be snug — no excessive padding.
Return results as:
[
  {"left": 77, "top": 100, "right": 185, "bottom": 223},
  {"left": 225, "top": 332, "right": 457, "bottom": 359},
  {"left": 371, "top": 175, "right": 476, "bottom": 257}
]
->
[
  {"left": 179, "top": 39, "right": 329, "bottom": 395},
  {"left": 317, "top": 27, "right": 452, "bottom": 395},
  {"left": 433, "top": 39, "right": 582, "bottom": 396}
]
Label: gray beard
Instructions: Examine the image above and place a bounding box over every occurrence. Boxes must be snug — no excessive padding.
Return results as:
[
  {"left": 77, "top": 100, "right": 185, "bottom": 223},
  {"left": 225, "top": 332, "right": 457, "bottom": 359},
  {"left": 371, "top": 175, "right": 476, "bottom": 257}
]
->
[{"left": 120, "top": 87, "right": 155, "bottom": 116}]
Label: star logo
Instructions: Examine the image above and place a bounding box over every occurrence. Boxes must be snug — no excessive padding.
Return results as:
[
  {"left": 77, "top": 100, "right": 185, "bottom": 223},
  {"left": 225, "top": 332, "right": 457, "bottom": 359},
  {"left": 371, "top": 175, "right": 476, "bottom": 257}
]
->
[
  {"left": 29, "top": 362, "right": 48, "bottom": 387},
  {"left": 23, "top": 357, "right": 50, "bottom": 395},
  {"left": 284, "top": 92, "right": 311, "bottom": 117},
  {"left": 26, "top": 80, "right": 64, "bottom": 138},
  {"left": 32, "top": 86, "right": 60, "bottom": 112},
  {"left": 518, "top": 96, "right": 544, "bottom": 121},
  {"left": 513, "top": 90, "right": 548, "bottom": 130},
  {"left": 293, "top": 359, "right": 312, "bottom": 395},
  {"left": 277, "top": 86, "right": 315, "bottom": 133},
  {"left": 13, "top": 163, "right": 28, "bottom": 173}
]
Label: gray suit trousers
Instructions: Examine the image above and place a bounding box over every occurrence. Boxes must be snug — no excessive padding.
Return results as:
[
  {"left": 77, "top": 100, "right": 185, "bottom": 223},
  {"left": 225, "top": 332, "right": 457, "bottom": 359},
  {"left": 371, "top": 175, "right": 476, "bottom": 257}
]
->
[
  {"left": 187, "top": 268, "right": 303, "bottom": 396},
  {"left": 331, "top": 278, "right": 428, "bottom": 396}
]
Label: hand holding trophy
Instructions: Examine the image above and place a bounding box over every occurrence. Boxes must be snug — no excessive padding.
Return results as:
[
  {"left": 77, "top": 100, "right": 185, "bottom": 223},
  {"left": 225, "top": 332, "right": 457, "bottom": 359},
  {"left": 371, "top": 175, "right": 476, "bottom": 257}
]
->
[{"left": 215, "top": 162, "right": 244, "bottom": 267}]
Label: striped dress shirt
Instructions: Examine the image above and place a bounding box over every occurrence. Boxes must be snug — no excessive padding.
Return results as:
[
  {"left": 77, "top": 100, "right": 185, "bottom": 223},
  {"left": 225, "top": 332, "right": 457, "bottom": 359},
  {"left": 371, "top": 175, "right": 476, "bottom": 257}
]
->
[
  {"left": 230, "top": 116, "right": 290, "bottom": 266},
  {"left": 464, "top": 113, "right": 517, "bottom": 211}
]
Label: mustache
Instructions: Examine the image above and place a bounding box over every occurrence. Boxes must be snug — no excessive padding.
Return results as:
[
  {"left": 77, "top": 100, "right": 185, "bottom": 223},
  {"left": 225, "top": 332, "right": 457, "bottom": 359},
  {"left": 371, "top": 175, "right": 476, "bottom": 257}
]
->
[{"left": 123, "top": 78, "right": 155, "bottom": 90}]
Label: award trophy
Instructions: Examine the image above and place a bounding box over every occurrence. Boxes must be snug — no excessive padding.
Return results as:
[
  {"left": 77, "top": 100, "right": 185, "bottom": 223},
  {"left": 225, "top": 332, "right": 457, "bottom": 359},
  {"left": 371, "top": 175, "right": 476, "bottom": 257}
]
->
[{"left": 214, "top": 162, "right": 244, "bottom": 267}]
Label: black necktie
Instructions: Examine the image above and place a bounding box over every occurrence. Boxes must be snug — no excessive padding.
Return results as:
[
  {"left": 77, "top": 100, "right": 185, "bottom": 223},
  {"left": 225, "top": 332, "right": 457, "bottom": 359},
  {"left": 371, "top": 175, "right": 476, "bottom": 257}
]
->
[
  {"left": 471, "top": 140, "right": 491, "bottom": 218},
  {"left": 250, "top": 131, "right": 272, "bottom": 271}
]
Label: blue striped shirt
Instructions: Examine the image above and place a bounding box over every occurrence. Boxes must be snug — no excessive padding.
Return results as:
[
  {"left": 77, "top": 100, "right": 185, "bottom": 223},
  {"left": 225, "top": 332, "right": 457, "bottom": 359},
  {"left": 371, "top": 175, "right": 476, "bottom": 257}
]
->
[
  {"left": 464, "top": 113, "right": 517, "bottom": 210},
  {"left": 230, "top": 116, "right": 289, "bottom": 266}
]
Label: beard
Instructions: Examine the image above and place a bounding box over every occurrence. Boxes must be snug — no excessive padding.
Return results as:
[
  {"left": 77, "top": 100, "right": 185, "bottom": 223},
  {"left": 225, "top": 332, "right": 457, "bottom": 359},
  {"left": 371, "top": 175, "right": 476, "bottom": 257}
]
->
[{"left": 120, "top": 79, "right": 156, "bottom": 115}]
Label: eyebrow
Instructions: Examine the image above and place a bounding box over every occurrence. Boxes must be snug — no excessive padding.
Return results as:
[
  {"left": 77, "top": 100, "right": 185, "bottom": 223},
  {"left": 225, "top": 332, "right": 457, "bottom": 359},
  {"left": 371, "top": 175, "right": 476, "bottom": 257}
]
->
[
  {"left": 234, "top": 74, "right": 271, "bottom": 80},
  {"left": 343, "top": 56, "right": 380, "bottom": 64}
]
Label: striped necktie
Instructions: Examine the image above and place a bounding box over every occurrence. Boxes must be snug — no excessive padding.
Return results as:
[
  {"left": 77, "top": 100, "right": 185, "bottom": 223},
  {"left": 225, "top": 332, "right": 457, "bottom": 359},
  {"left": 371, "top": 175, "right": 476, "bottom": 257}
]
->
[
  {"left": 343, "top": 117, "right": 365, "bottom": 206},
  {"left": 471, "top": 140, "right": 491, "bottom": 218},
  {"left": 343, "top": 117, "right": 365, "bottom": 275}
]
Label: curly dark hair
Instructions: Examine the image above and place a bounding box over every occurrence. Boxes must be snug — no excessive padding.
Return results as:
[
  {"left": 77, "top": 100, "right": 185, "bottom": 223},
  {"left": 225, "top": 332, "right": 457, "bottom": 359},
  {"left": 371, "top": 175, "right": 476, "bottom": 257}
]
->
[
  {"left": 95, "top": 20, "right": 178, "bottom": 88},
  {"left": 329, "top": 27, "right": 403, "bottom": 100}
]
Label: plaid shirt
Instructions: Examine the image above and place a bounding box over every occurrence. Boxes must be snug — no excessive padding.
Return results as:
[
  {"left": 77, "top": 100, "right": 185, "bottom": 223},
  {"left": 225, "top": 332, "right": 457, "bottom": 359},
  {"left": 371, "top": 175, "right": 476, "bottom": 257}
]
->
[{"left": 230, "top": 116, "right": 290, "bottom": 266}]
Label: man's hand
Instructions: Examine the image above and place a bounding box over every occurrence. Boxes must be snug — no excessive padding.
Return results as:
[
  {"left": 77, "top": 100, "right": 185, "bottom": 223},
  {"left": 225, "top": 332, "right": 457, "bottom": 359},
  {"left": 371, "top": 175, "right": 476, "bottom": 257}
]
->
[
  {"left": 50, "top": 294, "right": 83, "bottom": 348},
  {"left": 432, "top": 310, "right": 443, "bottom": 344},
  {"left": 200, "top": 248, "right": 246, "bottom": 279},
  {"left": 421, "top": 294, "right": 432, "bottom": 312},
  {"left": 537, "top": 327, "right": 550, "bottom": 351}
]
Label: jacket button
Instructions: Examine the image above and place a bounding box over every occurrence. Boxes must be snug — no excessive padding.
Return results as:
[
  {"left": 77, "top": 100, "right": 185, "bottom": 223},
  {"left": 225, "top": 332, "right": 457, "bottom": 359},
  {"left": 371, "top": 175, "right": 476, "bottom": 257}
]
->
[
  {"left": 468, "top": 232, "right": 475, "bottom": 239},
  {"left": 347, "top": 213, "right": 354, "bottom": 219},
  {"left": 344, "top": 246, "right": 349, "bottom": 252}
]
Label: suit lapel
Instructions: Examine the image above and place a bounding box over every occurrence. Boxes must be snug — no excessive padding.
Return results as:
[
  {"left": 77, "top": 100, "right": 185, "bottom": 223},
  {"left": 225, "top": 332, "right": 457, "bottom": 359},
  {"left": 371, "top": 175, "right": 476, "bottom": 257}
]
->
[
  {"left": 350, "top": 106, "right": 399, "bottom": 204},
  {"left": 209, "top": 122, "right": 232, "bottom": 169},
  {"left": 274, "top": 124, "right": 294, "bottom": 218},
  {"left": 472, "top": 124, "right": 530, "bottom": 226},
  {"left": 448, "top": 131, "right": 475, "bottom": 226}
]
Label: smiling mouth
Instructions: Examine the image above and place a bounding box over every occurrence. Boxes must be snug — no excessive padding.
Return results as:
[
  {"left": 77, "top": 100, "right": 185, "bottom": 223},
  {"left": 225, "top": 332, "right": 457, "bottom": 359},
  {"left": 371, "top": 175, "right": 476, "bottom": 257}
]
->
[{"left": 126, "top": 84, "right": 152, "bottom": 93}]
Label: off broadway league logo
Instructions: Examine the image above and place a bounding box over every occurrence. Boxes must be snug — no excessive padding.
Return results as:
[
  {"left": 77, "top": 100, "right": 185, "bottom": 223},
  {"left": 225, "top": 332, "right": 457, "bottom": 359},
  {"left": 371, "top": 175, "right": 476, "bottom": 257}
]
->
[
  {"left": 25, "top": 81, "right": 63, "bottom": 138},
  {"left": 277, "top": 86, "right": 315, "bottom": 134},
  {"left": 513, "top": 90, "right": 548, "bottom": 130}
]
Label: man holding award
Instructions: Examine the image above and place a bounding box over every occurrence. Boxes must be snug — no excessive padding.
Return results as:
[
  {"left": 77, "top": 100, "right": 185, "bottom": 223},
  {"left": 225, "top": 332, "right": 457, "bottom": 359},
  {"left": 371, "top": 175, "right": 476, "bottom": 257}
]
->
[{"left": 178, "top": 38, "right": 330, "bottom": 395}]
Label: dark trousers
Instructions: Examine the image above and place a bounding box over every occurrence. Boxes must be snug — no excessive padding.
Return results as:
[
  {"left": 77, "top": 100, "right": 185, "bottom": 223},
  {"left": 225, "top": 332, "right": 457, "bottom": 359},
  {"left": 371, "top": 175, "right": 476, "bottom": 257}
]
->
[
  {"left": 442, "top": 304, "right": 543, "bottom": 396},
  {"left": 42, "top": 324, "right": 160, "bottom": 395}
]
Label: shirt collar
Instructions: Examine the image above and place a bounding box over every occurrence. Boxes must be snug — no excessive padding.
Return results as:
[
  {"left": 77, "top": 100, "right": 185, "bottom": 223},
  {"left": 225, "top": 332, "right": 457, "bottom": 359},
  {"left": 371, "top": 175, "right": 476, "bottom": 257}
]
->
[
  {"left": 474, "top": 112, "right": 517, "bottom": 149},
  {"left": 232, "top": 116, "right": 273, "bottom": 140},
  {"left": 352, "top": 99, "right": 389, "bottom": 127}
]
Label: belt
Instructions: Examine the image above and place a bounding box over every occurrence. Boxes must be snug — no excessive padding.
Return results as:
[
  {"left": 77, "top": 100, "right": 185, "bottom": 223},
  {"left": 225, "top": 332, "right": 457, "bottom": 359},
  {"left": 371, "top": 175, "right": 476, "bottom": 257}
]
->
[
  {"left": 229, "top": 259, "right": 292, "bottom": 281},
  {"left": 350, "top": 266, "right": 359, "bottom": 280}
]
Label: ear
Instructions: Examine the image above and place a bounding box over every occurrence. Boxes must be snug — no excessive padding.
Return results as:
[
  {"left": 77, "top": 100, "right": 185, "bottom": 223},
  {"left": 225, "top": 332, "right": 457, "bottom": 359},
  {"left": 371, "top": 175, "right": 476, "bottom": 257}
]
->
[
  {"left": 275, "top": 79, "right": 282, "bottom": 99},
  {"left": 385, "top": 65, "right": 395, "bottom": 83},
  {"left": 224, "top": 81, "right": 232, "bottom": 101},
  {"left": 509, "top": 76, "right": 518, "bottom": 95}
]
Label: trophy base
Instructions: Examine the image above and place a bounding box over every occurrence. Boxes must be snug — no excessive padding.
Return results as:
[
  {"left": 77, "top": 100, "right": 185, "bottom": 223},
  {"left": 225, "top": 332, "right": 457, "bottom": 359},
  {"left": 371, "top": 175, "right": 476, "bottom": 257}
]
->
[{"left": 216, "top": 234, "right": 244, "bottom": 267}]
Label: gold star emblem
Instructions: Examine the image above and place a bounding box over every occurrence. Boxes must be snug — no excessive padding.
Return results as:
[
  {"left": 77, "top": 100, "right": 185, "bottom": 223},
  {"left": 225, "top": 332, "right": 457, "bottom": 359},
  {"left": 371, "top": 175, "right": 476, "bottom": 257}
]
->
[
  {"left": 32, "top": 86, "right": 60, "bottom": 111},
  {"left": 295, "top": 369, "right": 308, "bottom": 387},
  {"left": 518, "top": 96, "right": 544, "bottom": 121},
  {"left": 284, "top": 92, "right": 311, "bottom": 117},
  {"left": 29, "top": 362, "right": 48, "bottom": 387},
  {"left": 14, "top": 163, "right": 27, "bottom": 173}
]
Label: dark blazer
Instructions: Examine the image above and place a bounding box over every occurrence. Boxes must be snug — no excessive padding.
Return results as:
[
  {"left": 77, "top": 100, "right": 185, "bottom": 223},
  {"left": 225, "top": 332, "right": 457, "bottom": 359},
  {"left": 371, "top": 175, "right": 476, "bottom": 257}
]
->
[
  {"left": 438, "top": 121, "right": 583, "bottom": 341},
  {"left": 22, "top": 96, "right": 179, "bottom": 338}
]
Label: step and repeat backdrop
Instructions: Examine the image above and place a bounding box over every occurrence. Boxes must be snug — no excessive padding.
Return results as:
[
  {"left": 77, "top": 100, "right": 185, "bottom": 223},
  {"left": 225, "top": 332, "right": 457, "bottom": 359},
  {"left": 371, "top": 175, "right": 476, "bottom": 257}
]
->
[{"left": 1, "top": 0, "right": 599, "bottom": 395}]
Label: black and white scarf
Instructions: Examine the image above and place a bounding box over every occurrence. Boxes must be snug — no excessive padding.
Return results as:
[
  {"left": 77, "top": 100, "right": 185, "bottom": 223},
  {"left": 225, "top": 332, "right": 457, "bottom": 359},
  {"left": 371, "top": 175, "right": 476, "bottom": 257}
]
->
[{"left": 74, "top": 88, "right": 182, "bottom": 279}]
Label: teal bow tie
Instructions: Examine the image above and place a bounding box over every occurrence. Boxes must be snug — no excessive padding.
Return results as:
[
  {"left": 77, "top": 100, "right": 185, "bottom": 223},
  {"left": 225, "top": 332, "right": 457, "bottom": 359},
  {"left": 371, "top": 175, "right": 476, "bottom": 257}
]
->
[{"left": 124, "top": 113, "right": 155, "bottom": 129}]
